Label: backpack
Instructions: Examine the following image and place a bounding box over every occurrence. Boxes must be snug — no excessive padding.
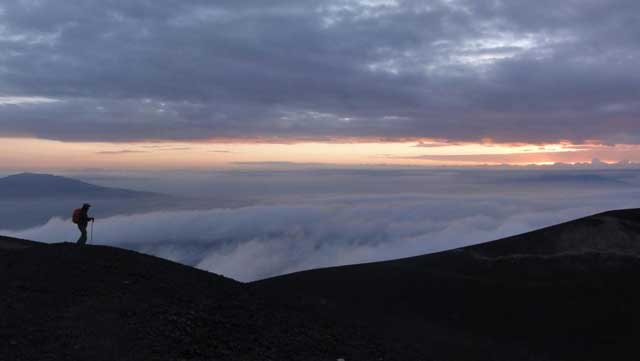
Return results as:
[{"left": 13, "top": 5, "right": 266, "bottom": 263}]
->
[{"left": 72, "top": 208, "right": 82, "bottom": 224}]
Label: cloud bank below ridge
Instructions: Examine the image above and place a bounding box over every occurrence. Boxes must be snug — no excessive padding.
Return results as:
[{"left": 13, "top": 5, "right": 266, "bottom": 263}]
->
[{"left": 9, "top": 190, "right": 640, "bottom": 281}]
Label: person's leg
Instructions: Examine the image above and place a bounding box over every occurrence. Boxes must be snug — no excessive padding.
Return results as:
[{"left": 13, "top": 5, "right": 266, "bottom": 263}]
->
[{"left": 77, "top": 225, "right": 87, "bottom": 245}]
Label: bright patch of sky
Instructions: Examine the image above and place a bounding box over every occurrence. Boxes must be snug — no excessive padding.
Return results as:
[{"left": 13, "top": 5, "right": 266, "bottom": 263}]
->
[
  {"left": 320, "top": 0, "right": 400, "bottom": 27},
  {"left": 0, "top": 96, "right": 59, "bottom": 105},
  {"left": 0, "top": 24, "right": 59, "bottom": 46},
  {"left": 2, "top": 137, "right": 640, "bottom": 171}
]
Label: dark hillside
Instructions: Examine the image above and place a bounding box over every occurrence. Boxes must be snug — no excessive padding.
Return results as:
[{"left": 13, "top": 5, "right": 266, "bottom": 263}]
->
[
  {"left": 3, "top": 210, "right": 640, "bottom": 360},
  {"left": 254, "top": 209, "right": 640, "bottom": 360},
  {"left": 0, "top": 241, "right": 380, "bottom": 361},
  {"left": 0, "top": 235, "right": 41, "bottom": 250}
]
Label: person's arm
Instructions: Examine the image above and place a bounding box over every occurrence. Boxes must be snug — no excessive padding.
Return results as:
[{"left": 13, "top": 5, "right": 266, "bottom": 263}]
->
[{"left": 81, "top": 211, "right": 93, "bottom": 223}]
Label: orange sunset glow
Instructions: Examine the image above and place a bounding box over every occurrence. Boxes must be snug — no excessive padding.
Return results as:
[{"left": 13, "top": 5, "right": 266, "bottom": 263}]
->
[{"left": 1, "top": 137, "right": 638, "bottom": 170}]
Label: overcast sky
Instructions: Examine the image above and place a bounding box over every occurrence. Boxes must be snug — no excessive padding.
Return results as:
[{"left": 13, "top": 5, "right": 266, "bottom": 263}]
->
[{"left": 1, "top": 0, "right": 639, "bottom": 167}]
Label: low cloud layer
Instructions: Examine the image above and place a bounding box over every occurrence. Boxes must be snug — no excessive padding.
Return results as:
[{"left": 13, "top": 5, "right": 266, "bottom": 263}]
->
[
  {"left": 9, "top": 189, "right": 640, "bottom": 281},
  {"left": 0, "top": 0, "right": 639, "bottom": 144}
]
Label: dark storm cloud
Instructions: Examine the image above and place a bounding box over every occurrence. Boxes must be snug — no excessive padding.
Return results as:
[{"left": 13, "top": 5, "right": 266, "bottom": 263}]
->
[{"left": 0, "top": 0, "right": 639, "bottom": 143}]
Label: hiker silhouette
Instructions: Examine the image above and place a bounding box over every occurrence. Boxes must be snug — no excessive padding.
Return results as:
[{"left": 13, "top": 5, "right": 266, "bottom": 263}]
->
[{"left": 72, "top": 203, "right": 94, "bottom": 245}]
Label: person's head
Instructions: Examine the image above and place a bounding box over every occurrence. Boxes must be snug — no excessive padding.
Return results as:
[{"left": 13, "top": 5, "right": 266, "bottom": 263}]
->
[{"left": 82, "top": 203, "right": 91, "bottom": 210}]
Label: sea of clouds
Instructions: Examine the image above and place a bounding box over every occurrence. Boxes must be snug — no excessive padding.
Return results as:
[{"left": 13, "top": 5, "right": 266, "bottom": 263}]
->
[{"left": 7, "top": 168, "right": 640, "bottom": 281}]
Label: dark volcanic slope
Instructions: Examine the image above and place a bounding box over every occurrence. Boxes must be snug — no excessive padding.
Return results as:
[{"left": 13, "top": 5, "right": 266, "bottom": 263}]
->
[
  {"left": 254, "top": 209, "right": 640, "bottom": 361},
  {"left": 0, "top": 236, "right": 40, "bottom": 251},
  {"left": 0, "top": 241, "right": 380, "bottom": 361},
  {"left": 3, "top": 210, "right": 640, "bottom": 361}
]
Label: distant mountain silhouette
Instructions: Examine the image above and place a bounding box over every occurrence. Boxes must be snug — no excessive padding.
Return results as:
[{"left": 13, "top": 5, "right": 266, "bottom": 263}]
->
[
  {"left": 501, "top": 171, "right": 630, "bottom": 186},
  {"left": 3, "top": 209, "right": 640, "bottom": 360},
  {"left": 0, "top": 173, "right": 156, "bottom": 199},
  {"left": 0, "top": 173, "right": 181, "bottom": 230}
]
